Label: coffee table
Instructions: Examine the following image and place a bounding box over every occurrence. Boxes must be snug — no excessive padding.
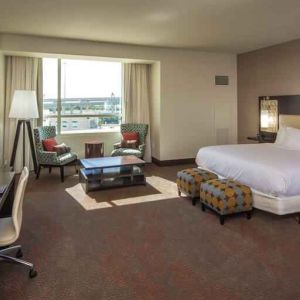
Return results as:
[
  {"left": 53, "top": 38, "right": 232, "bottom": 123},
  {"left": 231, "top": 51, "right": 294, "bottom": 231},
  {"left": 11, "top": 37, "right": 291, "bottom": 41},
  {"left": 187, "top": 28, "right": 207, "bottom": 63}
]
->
[{"left": 79, "top": 155, "right": 146, "bottom": 193}]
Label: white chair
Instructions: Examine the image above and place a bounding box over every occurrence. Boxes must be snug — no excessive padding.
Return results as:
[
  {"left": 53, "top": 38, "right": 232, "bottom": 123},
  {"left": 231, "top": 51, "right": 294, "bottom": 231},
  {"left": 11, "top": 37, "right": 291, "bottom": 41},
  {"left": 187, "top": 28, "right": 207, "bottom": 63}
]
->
[{"left": 0, "top": 167, "right": 37, "bottom": 278}]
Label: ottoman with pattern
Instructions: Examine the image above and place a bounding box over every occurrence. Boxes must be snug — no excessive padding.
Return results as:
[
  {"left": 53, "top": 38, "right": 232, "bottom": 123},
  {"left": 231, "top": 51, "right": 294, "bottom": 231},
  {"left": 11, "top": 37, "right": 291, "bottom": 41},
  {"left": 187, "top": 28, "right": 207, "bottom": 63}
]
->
[
  {"left": 176, "top": 168, "right": 218, "bottom": 205},
  {"left": 200, "top": 179, "right": 253, "bottom": 225}
]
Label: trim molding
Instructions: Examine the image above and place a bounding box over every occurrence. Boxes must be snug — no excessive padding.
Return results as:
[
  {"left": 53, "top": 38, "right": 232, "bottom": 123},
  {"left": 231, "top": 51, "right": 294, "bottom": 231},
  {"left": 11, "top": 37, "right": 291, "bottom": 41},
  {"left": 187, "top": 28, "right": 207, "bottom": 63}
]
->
[{"left": 152, "top": 157, "right": 195, "bottom": 166}]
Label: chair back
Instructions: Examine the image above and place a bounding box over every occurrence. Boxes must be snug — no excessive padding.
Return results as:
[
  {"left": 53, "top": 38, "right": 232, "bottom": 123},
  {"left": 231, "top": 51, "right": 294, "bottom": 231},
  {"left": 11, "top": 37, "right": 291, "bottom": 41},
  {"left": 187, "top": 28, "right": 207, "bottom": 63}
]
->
[
  {"left": 12, "top": 167, "right": 29, "bottom": 238},
  {"left": 120, "top": 123, "right": 148, "bottom": 145},
  {"left": 33, "top": 126, "right": 57, "bottom": 154}
]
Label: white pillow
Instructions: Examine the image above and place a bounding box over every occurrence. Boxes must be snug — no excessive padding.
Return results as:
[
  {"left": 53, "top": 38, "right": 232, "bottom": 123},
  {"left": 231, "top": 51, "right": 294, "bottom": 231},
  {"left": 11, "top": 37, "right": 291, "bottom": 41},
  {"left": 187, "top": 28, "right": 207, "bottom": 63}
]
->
[
  {"left": 279, "top": 126, "right": 300, "bottom": 150},
  {"left": 275, "top": 126, "right": 287, "bottom": 145}
]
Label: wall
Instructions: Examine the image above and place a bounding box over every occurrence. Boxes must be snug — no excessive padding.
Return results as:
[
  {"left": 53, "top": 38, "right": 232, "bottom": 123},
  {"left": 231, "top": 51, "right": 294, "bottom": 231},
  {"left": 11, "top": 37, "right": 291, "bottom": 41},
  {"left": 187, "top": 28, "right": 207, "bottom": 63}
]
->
[
  {"left": 0, "top": 33, "right": 237, "bottom": 161},
  {"left": 238, "top": 39, "right": 300, "bottom": 143},
  {"left": 160, "top": 53, "right": 237, "bottom": 159}
]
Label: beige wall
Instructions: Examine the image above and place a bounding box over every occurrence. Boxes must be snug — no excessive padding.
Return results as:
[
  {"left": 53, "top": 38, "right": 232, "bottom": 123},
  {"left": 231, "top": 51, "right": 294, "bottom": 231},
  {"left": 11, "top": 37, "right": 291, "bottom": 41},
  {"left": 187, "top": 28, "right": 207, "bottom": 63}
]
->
[
  {"left": 0, "top": 33, "right": 237, "bottom": 160},
  {"left": 238, "top": 39, "right": 300, "bottom": 143}
]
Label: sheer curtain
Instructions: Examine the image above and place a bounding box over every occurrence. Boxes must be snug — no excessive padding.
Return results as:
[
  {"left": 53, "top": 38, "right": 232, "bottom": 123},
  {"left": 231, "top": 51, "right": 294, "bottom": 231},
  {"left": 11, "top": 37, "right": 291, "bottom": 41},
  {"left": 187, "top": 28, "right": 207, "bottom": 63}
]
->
[
  {"left": 123, "top": 63, "right": 152, "bottom": 162},
  {"left": 3, "top": 56, "right": 43, "bottom": 172}
]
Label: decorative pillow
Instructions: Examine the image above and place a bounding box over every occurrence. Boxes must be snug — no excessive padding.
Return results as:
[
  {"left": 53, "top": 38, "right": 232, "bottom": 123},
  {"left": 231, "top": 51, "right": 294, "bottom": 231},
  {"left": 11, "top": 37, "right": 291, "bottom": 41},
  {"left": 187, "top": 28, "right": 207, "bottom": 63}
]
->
[
  {"left": 121, "top": 139, "right": 138, "bottom": 149},
  {"left": 280, "top": 127, "right": 300, "bottom": 150},
  {"left": 53, "top": 143, "right": 71, "bottom": 155},
  {"left": 121, "top": 132, "right": 139, "bottom": 148},
  {"left": 122, "top": 132, "right": 139, "bottom": 143},
  {"left": 275, "top": 126, "right": 287, "bottom": 145},
  {"left": 42, "top": 138, "right": 58, "bottom": 152}
]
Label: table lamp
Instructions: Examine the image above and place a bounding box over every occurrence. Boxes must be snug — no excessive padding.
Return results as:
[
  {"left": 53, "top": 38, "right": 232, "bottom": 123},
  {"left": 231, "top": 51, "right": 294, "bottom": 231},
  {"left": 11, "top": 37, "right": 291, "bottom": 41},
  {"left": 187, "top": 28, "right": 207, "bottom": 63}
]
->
[
  {"left": 9, "top": 90, "right": 39, "bottom": 172},
  {"left": 260, "top": 99, "right": 278, "bottom": 133}
]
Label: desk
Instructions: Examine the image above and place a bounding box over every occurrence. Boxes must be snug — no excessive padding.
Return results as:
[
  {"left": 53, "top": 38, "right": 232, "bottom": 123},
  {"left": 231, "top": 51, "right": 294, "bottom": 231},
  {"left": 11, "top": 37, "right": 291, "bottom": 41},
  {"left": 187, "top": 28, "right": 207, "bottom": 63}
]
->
[{"left": 0, "top": 170, "right": 16, "bottom": 217}]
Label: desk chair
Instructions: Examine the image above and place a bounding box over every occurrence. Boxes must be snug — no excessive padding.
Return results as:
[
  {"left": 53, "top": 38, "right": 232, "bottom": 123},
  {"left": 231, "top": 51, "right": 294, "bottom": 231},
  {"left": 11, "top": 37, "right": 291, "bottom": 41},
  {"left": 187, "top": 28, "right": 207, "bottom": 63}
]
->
[{"left": 0, "top": 167, "right": 37, "bottom": 278}]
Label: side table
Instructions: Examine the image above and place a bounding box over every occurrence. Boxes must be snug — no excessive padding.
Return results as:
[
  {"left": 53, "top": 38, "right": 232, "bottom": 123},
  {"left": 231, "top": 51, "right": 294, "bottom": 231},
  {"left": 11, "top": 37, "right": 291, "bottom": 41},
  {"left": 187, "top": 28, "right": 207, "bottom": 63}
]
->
[{"left": 85, "top": 141, "right": 104, "bottom": 158}]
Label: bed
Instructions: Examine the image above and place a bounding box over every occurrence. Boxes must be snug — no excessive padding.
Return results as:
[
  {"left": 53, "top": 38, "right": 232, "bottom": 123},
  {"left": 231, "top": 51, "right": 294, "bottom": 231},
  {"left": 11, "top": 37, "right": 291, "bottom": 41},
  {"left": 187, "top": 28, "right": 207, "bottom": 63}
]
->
[{"left": 195, "top": 115, "right": 300, "bottom": 215}]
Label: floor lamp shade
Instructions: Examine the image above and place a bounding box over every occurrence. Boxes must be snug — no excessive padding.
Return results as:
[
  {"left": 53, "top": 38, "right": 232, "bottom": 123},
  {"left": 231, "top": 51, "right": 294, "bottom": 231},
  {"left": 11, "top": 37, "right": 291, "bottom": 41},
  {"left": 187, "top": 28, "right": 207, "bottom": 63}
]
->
[{"left": 9, "top": 90, "right": 39, "bottom": 119}]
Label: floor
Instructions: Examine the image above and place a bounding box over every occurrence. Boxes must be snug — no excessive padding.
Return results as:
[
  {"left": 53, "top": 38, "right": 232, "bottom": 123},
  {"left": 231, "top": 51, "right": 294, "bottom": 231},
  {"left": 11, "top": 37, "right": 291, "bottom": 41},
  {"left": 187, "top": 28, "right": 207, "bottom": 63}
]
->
[{"left": 1, "top": 164, "right": 300, "bottom": 300}]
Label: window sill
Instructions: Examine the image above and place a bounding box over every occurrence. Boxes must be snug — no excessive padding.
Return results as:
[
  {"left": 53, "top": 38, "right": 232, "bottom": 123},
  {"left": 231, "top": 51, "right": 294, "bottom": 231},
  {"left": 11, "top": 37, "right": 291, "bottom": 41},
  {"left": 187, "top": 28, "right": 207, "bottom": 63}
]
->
[{"left": 58, "top": 128, "right": 120, "bottom": 136}]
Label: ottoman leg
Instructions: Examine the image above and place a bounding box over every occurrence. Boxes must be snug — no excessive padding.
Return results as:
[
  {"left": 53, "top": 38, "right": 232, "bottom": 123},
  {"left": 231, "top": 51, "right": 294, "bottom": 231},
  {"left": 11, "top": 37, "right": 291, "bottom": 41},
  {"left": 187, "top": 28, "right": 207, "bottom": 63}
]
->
[
  {"left": 219, "top": 215, "right": 225, "bottom": 225},
  {"left": 246, "top": 211, "right": 252, "bottom": 220},
  {"left": 201, "top": 202, "right": 206, "bottom": 211}
]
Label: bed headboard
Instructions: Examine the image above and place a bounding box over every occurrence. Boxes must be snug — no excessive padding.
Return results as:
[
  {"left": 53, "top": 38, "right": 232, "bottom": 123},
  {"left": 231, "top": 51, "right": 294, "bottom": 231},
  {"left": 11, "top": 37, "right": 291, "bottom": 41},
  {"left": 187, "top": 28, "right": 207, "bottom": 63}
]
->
[{"left": 279, "top": 114, "right": 300, "bottom": 129}]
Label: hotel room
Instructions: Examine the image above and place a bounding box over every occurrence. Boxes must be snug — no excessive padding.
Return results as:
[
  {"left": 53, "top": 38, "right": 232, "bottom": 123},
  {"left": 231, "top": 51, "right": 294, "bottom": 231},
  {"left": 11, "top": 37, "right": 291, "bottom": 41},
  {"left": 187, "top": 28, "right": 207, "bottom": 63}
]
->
[{"left": 0, "top": 0, "right": 300, "bottom": 299}]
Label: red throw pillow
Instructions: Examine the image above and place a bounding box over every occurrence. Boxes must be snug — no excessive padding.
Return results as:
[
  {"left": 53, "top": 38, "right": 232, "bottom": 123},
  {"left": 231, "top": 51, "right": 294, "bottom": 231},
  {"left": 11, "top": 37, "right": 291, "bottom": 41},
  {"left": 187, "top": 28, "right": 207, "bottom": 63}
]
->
[
  {"left": 122, "top": 132, "right": 139, "bottom": 143},
  {"left": 42, "top": 138, "right": 58, "bottom": 152}
]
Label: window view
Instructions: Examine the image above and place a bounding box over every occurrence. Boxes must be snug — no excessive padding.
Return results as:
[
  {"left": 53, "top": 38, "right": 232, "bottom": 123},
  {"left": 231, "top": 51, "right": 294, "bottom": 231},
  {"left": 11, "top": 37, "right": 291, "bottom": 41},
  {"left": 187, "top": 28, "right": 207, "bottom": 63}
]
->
[{"left": 43, "top": 58, "right": 122, "bottom": 133}]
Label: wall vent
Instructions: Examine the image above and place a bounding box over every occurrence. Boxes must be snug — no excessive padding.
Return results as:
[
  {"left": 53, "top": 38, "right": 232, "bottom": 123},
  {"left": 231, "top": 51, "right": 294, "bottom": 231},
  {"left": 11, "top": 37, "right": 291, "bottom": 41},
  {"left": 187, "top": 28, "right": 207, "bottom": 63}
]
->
[{"left": 215, "top": 75, "right": 229, "bottom": 85}]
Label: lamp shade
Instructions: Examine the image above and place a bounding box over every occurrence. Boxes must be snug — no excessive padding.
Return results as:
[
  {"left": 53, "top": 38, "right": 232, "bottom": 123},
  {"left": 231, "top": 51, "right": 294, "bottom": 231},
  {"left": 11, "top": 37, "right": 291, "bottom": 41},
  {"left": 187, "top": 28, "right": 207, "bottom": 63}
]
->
[{"left": 9, "top": 90, "right": 39, "bottom": 119}]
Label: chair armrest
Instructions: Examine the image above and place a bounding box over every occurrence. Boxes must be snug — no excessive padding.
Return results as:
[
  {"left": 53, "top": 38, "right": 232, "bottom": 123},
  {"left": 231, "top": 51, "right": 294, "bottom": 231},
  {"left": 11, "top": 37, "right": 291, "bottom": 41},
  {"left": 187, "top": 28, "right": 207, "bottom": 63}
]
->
[
  {"left": 113, "top": 142, "right": 122, "bottom": 149},
  {"left": 138, "top": 144, "right": 146, "bottom": 153},
  {"left": 37, "top": 151, "right": 59, "bottom": 165}
]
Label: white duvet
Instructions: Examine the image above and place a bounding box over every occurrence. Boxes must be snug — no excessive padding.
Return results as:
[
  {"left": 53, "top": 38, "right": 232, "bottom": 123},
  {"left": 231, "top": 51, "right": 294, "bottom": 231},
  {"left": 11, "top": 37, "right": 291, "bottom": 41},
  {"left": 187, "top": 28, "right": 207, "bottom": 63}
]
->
[{"left": 196, "top": 144, "right": 300, "bottom": 197}]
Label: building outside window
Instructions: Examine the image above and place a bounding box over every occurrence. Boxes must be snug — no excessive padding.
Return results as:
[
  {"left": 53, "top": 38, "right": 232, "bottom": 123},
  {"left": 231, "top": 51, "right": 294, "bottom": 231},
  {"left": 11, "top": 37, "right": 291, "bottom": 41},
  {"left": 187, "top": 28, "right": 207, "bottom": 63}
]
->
[{"left": 43, "top": 58, "right": 122, "bottom": 133}]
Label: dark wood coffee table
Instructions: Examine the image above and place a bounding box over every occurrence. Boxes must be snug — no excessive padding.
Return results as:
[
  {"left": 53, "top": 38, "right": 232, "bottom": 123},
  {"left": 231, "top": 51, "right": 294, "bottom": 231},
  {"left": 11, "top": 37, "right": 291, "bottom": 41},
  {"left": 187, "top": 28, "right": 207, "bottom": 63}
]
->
[{"left": 79, "top": 155, "right": 146, "bottom": 193}]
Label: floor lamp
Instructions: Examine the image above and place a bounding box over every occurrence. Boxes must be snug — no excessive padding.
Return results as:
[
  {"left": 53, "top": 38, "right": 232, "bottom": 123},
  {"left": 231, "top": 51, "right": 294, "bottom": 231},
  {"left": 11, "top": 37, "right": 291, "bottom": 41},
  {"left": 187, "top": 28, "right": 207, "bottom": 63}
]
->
[{"left": 9, "top": 90, "right": 39, "bottom": 173}]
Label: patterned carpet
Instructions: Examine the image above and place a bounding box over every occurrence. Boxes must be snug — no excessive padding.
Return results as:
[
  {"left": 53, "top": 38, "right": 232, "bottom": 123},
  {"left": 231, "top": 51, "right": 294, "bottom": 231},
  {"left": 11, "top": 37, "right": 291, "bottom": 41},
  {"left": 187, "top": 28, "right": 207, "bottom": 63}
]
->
[{"left": 1, "top": 164, "right": 300, "bottom": 300}]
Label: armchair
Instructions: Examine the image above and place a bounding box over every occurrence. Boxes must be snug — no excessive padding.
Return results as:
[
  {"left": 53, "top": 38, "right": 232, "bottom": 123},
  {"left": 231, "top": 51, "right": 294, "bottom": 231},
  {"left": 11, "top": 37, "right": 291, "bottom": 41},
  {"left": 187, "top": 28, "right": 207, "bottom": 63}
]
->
[
  {"left": 34, "top": 126, "right": 77, "bottom": 182},
  {"left": 111, "top": 123, "right": 148, "bottom": 159}
]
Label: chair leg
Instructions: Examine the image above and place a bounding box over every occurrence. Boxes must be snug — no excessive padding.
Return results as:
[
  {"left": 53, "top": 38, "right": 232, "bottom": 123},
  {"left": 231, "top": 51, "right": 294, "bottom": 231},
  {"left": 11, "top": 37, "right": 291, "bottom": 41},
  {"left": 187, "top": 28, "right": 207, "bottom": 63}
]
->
[
  {"left": 178, "top": 188, "right": 181, "bottom": 197},
  {"left": 49, "top": 166, "right": 52, "bottom": 174},
  {"left": 0, "top": 245, "right": 21, "bottom": 256},
  {"left": 220, "top": 215, "right": 225, "bottom": 225},
  {"left": 36, "top": 165, "right": 41, "bottom": 179},
  {"left": 201, "top": 202, "right": 206, "bottom": 211},
  {"left": 0, "top": 253, "right": 37, "bottom": 278},
  {"left": 246, "top": 211, "right": 252, "bottom": 220},
  {"left": 192, "top": 198, "right": 197, "bottom": 206},
  {"left": 60, "top": 166, "right": 64, "bottom": 183}
]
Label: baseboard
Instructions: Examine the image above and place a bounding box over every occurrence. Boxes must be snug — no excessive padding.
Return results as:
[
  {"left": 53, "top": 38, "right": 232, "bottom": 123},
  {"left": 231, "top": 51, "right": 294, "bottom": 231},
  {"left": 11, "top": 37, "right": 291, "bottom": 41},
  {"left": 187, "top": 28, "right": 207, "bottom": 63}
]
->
[{"left": 152, "top": 157, "right": 195, "bottom": 166}]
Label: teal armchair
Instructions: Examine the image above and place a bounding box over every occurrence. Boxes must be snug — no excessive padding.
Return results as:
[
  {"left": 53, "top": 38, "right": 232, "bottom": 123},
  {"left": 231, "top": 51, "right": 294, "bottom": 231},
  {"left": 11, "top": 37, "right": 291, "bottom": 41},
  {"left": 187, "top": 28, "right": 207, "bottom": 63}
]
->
[
  {"left": 111, "top": 123, "right": 148, "bottom": 159},
  {"left": 34, "top": 126, "right": 77, "bottom": 182}
]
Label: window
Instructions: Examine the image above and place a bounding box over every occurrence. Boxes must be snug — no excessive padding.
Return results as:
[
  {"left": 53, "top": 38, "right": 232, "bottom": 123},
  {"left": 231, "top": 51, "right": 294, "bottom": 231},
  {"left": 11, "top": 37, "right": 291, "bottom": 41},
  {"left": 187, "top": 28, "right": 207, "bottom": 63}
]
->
[{"left": 43, "top": 58, "right": 122, "bottom": 133}]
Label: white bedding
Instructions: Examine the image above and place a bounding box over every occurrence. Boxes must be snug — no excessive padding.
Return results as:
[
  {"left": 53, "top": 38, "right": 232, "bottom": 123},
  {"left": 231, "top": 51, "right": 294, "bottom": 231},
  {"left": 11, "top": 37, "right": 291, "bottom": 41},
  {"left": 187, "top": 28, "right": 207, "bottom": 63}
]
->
[{"left": 196, "top": 144, "right": 300, "bottom": 197}]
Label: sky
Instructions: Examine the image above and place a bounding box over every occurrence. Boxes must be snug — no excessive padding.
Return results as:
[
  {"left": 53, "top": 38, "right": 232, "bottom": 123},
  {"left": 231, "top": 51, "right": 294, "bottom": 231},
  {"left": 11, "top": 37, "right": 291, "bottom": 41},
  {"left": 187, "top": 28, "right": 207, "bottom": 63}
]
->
[{"left": 43, "top": 58, "right": 122, "bottom": 99}]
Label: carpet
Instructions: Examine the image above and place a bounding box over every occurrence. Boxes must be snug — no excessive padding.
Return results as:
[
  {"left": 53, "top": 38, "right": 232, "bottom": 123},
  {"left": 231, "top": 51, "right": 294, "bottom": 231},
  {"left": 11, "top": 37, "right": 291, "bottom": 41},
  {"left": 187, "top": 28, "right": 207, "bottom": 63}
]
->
[{"left": 1, "top": 164, "right": 300, "bottom": 300}]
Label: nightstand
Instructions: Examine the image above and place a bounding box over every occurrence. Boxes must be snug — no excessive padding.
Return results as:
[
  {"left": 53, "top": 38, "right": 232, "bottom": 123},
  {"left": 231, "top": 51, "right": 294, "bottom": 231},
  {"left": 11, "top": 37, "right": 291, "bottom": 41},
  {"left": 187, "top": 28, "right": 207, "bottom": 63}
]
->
[{"left": 247, "top": 133, "right": 276, "bottom": 143}]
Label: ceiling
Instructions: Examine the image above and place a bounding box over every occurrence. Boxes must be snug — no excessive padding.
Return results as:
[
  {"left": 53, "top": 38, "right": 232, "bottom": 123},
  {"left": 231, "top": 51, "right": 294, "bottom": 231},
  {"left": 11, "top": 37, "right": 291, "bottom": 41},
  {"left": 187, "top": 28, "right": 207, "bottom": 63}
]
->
[{"left": 1, "top": 0, "right": 300, "bottom": 53}]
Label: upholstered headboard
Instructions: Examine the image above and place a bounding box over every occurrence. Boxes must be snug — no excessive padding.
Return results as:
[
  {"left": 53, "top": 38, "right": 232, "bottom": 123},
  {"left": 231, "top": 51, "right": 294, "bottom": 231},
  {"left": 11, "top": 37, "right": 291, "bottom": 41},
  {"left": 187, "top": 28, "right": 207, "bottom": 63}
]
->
[{"left": 279, "top": 114, "right": 300, "bottom": 129}]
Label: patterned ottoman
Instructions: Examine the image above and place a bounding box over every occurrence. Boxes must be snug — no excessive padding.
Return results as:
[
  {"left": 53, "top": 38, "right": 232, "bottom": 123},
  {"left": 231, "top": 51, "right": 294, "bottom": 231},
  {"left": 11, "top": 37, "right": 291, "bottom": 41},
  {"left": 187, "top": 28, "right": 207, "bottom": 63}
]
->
[
  {"left": 176, "top": 168, "right": 218, "bottom": 205},
  {"left": 200, "top": 179, "right": 253, "bottom": 225}
]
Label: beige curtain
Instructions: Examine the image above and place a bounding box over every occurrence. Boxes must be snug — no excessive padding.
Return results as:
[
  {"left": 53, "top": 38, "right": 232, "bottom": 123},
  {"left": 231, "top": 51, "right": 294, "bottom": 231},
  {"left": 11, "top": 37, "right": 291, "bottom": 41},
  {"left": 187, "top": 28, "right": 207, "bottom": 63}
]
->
[
  {"left": 4, "top": 56, "right": 43, "bottom": 172},
  {"left": 124, "top": 63, "right": 151, "bottom": 162}
]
